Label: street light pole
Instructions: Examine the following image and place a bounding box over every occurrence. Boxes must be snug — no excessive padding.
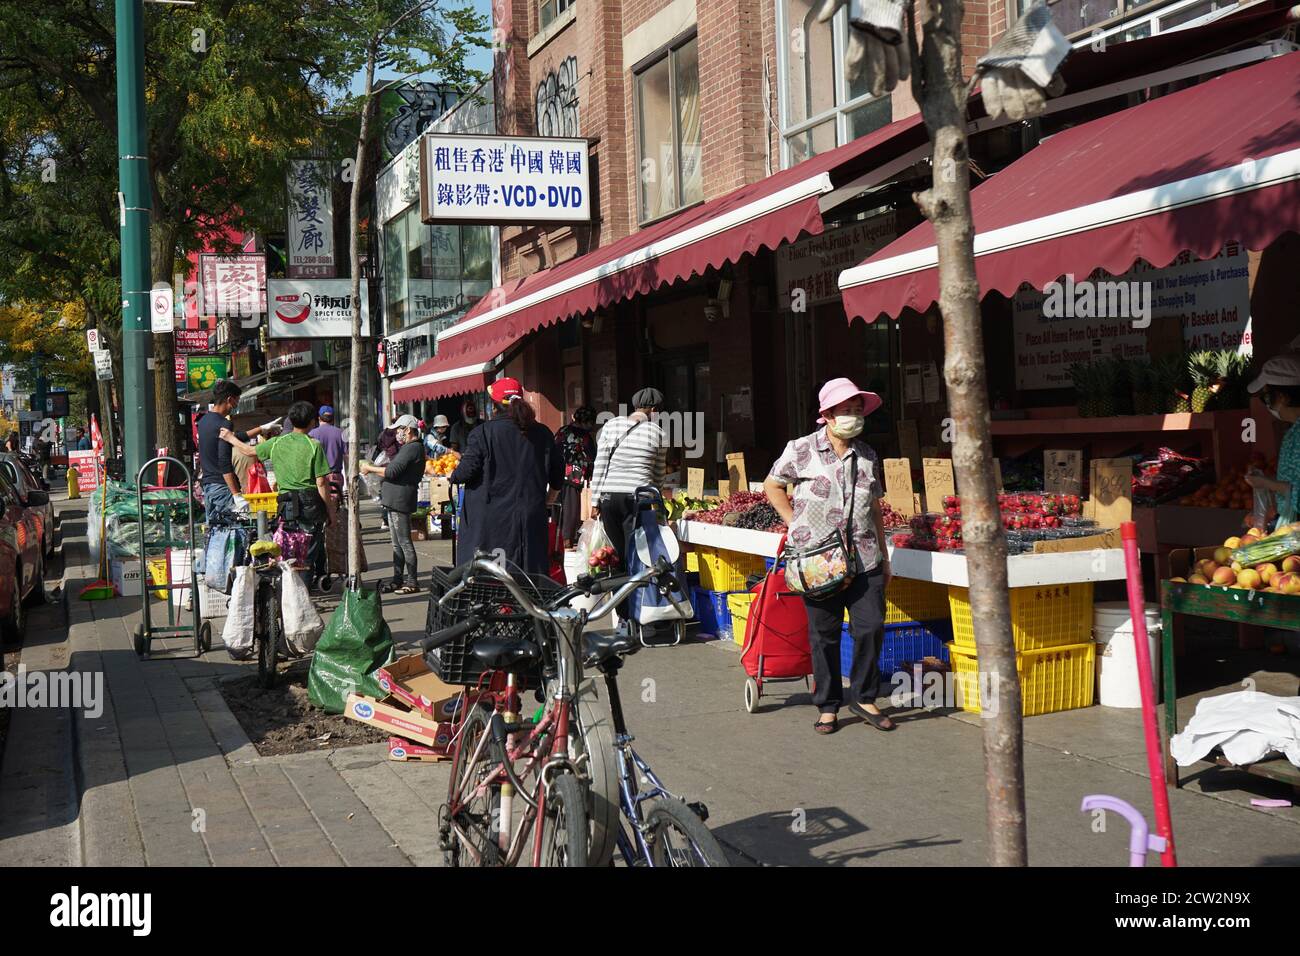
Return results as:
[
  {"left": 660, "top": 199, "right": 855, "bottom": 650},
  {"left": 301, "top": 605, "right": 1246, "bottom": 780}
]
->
[{"left": 115, "top": 0, "right": 156, "bottom": 483}]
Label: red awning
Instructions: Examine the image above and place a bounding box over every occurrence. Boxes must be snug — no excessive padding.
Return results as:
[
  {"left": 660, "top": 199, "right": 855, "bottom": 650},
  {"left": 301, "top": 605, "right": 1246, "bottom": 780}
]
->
[
  {"left": 390, "top": 331, "right": 514, "bottom": 403},
  {"left": 431, "top": 114, "right": 930, "bottom": 355},
  {"left": 840, "top": 50, "right": 1300, "bottom": 321}
]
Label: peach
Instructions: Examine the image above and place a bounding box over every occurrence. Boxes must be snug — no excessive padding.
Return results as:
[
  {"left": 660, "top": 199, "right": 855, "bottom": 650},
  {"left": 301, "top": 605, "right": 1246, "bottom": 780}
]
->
[
  {"left": 1257, "top": 563, "right": 1278, "bottom": 584},
  {"left": 1282, "top": 555, "right": 1300, "bottom": 573},
  {"left": 1213, "top": 547, "right": 1233, "bottom": 564},
  {"left": 1239, "top": 535, "right": 1259, "bottom": 547},
  {"left": 1237, "top": 568, "right": 1262, "bottom": 589},
  {"left": 1196, "top": 559, "right": 1220, "bottom": 577},
  {"left": 1188, "top": 573, "right": 1210, "bottom": 585},
  {"left": 1273, "top": 572, "right": 1294, "bottom": 592},
  {"left": 1169, "top": 576, "right": 1187, "bottom": 583},
  {"left": 1231, "top": 561, "right": 1244, "bottom": 573},
  {"left": 1223, "top": 536, "right": 1241, "bottom": 549},
  {"left": 1248, "top": 527, "right": 1266, "bottom": 538},
  {"left": 1282, "top": 575, "right": 1300, "bottom": 596},
  {"left": 1212, "top": 566, "right": 1237, "bottom": 586}
]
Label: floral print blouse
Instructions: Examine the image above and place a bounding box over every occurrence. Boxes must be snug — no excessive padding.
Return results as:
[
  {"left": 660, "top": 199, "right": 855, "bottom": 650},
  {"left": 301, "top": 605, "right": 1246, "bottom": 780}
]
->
[{"left": 768, "top": 430, "right": 884, "bottom": 571}]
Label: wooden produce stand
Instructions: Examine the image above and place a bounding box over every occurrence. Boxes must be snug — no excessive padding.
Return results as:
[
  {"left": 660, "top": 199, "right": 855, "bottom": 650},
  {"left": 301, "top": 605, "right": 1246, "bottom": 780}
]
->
[{"left": 1160, "top": 575, "right": 1300, "bottom": 794}]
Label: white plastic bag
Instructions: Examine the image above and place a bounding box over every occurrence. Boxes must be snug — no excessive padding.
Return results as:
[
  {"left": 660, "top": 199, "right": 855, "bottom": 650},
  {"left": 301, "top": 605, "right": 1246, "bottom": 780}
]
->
[
  {"left": 281, "top": 562, "right": 324, "bottom": 655},
  {"left": 577, "top": 518, "right": 614, "bottom": 573},
  {"left": 222, "top": 566, "right": 256, "bottom": 660}
]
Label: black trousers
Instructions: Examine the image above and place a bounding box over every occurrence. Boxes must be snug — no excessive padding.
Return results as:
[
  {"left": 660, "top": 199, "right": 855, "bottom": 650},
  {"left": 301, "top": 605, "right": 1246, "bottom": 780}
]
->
[
  {"left": 597, "top": 492, "right": 641, "bottom": 614},
  {"left": 560, "top": 482, "right": 584, "bottom": 544},
  {"left": 802, "top": 568, "right": 886, "bottom": 714}
]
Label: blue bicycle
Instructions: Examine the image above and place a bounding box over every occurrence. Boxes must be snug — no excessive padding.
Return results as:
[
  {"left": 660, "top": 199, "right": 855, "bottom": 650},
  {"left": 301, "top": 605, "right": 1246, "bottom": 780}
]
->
[{"left": 582, "top": 631, "right": 730, "bottom": 867}]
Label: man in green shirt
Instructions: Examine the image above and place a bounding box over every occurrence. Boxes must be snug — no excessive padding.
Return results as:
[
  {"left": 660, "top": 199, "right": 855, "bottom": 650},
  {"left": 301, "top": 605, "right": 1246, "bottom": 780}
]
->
[{"left": 223, "top": 400, "right": 338, "bottom": 588}]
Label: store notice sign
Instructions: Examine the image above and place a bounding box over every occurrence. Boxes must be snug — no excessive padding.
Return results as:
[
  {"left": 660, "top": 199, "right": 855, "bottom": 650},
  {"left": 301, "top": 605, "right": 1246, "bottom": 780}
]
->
[
  {"left": 174, "top": 330, "right": 210, "bottom": 354},
  {"left": 267, "top": 278, "right": 370, "bottom": 339},
  {"left": 1011, "top": 244, "right": 1251, "bottom": 390},
  {"left": 776, "top": 215, "right": 896, "bottom": 310},
  {"left": 186, "top": 355, "right": 229, "bottom": 392},
  {"left": 68, "top": 450, "right": 100, "bottom": 492},
  {"left": 419, "top": 133, "right": 591, "bottom": 225}
]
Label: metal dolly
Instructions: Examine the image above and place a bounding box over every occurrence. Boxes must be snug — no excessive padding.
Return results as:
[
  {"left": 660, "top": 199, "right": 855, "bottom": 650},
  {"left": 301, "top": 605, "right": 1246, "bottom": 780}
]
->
[{"left": 132, "top": 456, "right": 211, "bottom": 658}]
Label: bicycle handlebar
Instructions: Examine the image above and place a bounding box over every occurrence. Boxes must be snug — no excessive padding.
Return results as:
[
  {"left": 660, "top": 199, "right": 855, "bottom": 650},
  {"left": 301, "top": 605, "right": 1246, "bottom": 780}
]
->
[{"left": 420, "top": 617, "right": 479, "bottom": 653}]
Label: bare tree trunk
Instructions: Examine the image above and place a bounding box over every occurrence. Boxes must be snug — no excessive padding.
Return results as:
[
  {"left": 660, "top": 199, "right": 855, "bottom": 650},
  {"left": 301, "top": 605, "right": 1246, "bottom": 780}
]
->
[
  {"left": 346, "top": 43, "right": 378, "bottom": 584},
  {"left": 150, "top": 221, "right": 181, "bottom": 458},
  {"left": 912, "top": 0, "right": 1026, "bottom": 865}
]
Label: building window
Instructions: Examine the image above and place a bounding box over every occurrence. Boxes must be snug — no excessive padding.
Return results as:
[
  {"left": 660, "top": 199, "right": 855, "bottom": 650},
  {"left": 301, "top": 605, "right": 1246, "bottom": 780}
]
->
[
  {"left": 1057, "top": 0, "right": 1239, "bottom": 47},
  {"left": 776, "top": 0, "right": 894, "bottom": 167},
  {"left": 634, "top": 34, "right": 701, "bottom": 222},
  {"left": 540, "top": 0, "right": 573, "bottom": 30},
  {"left": 383, "top": 209, "right": 496, "bottom": 341}
]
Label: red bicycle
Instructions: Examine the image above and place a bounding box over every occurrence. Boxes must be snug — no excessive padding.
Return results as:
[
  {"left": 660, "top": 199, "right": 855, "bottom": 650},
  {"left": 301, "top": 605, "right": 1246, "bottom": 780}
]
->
[{"left": 426, "top": 553, "right": 688, "bottom": 867}]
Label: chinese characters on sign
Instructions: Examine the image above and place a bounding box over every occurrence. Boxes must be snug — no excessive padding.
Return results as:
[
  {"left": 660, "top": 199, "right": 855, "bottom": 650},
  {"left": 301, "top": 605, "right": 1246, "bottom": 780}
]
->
[
  {"left": 420, "top": 133, "right": 591, "bottom": 224},
  {"left": 174, "top": 330, "right": 211, "bottom": 383},
  {"left": 776, "top": 215, "right": 897, "bottom": 310},
  {"left": 287, "top": 160, "right": 336, "bottom": 278},
  {"left": 200, "top": 254, "right": 267, "bottom": 318},
  {"left": 266, "top": 278, "right": 371, "bottom": 339}
]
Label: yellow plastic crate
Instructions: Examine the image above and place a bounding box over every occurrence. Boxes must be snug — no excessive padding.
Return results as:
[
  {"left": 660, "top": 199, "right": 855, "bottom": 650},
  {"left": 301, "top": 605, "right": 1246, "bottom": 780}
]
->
[
  {"left": 727, "top": 592, "right": 757, "bottom": 646},
  {"left": 243, "top": 492, "right": 279, "bottom": 514},
  {"left": 699, "top": 548, "right": 765, "bottom": 592},
  {"left": 948, "top": 582, "right": 1093, "bottom": 651},
  {"left": 885, "top": 577, "right": 951, "bottom": 624},
  {"left": 685, "top": 549, "right": 700, "bottom": 573},
  {"left": 948, "top": 642, "right": 1095, "bottom": 716}
]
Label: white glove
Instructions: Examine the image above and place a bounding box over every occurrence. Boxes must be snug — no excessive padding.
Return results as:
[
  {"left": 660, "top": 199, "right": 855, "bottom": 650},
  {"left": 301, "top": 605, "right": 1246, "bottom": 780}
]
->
[
  {"left": 977, "top": 4, "right": 1069, "bottom": 120},
  {"left": 814, "top": 0, "right": 910, "bottom": 95},
  {"left": 262, "top": 417, "right": 283, "bottom": 435}
]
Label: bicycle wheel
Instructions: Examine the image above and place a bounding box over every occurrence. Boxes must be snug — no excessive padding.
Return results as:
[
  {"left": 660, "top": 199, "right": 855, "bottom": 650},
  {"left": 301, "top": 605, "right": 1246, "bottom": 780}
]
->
[
  {"left": 445, "top": 704, "right": 502, "bottom": 867},
  {"left": 642, "top": 798, "right": 730, "bottom": 867},
  {"left": 256, "top": 575, "right": 279, "bottom": 689},
  {"left": 568, "top": 677, "right": 620, "bottom": 867},
  {"left": 539, "top": 770, "right": 588, "bottom": 867}
]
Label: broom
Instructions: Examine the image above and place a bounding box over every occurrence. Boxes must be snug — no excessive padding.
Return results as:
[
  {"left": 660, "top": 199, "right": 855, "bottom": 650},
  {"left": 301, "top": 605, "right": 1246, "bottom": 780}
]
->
[{"left": 78, "top": 460, "right": 116, "bottom": 600}]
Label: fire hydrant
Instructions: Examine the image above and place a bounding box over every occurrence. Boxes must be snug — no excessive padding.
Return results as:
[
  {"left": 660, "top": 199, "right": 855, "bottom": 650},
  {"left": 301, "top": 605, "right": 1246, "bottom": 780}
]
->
[{"left": 67, "top": 467, "right": 80, "bottom": 499}]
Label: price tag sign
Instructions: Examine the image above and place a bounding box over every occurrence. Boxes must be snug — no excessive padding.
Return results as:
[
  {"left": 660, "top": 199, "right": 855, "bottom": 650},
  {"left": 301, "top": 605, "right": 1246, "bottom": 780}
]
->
[
  {"left": 150, "top": 286, "right": 175, "bottom": 334},
  {"left": 1044, "top": 450, "right": 1082, "bottom": 496},
  {"left": 717, "top": 478, "right": 731, "bottom": 499},
  {"left": 726, "top": 453, "right": 748, "bottom": 493},
  {"left": 1091, "top": 458, "right": 1133, "bottom": 527},
  {"left": 883, "top": 458, "right": 916, "bottom": 516},
  {"left": 922, "top": 458, "right": 956, "bottom": 513},
  {"left": 686, "top": 467, "right": 705, "bottom": 499}
]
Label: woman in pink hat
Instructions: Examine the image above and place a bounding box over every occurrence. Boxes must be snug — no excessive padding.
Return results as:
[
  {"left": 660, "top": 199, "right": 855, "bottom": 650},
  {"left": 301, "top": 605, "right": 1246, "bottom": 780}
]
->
[{"left": 764, "top": 377, "right": 895, "bottom": 735}]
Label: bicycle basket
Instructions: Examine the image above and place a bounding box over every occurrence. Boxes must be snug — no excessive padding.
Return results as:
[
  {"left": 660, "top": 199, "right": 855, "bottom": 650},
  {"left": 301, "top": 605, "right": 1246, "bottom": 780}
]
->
[{"left": 424, "top": 566, "right": 563, "bottom": 686}]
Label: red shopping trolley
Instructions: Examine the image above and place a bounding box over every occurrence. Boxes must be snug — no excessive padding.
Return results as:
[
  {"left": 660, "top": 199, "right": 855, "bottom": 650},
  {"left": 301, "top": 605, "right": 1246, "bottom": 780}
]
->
[{"left": 740, "top": 537, "right": 812, "bottom": 713}]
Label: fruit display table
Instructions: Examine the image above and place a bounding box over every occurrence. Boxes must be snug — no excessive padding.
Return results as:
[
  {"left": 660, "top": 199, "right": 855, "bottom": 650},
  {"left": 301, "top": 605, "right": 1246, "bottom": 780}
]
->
[
  {"left": 887, "top": 545, "right": 1126, "bottom": 588},
  {"left": 1159, "top": 580, "right": 1300, "bottom": 793}
]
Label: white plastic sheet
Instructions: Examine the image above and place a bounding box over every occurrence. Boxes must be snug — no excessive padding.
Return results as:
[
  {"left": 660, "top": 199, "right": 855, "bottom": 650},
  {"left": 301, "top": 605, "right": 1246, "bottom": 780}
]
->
[{"left": 222, "top": 566, "right": 256, "bottom": 660}]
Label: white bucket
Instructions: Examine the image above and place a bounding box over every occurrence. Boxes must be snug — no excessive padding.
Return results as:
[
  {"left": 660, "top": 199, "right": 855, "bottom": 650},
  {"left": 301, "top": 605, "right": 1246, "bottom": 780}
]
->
[{"left": 1093, "top": 601, "right": 1162, "bottom": 708}]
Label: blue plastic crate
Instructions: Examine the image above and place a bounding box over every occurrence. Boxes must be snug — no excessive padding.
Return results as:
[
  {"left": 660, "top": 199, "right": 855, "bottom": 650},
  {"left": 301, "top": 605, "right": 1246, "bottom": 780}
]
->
[
  {"left": 839, "top": 620, "right": 953, "bottom": 677},
  {"left": 691, "top": 588, "right": 742, "bottom": 640}
]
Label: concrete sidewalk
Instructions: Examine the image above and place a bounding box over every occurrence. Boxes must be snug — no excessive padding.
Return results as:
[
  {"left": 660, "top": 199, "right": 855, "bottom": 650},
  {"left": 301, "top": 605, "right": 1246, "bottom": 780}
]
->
[{"left": 1, "top": 490, "right": 1297, "bottom": 866}]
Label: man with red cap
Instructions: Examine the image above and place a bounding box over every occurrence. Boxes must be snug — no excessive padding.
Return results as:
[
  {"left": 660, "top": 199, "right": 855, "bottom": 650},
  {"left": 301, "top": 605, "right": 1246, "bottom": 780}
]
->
[{"left": 449, "top": 377, "right": 563, "bottom": 572}]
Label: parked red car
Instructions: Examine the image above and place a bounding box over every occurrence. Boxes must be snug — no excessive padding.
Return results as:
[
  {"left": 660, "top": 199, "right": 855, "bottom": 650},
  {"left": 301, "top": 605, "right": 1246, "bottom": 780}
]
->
[
  {"left": 0, "top": 467, "right": 46, "bottom": 641},
  {"left": 0, "top": 452, "right": 56, "bottom": 558}
]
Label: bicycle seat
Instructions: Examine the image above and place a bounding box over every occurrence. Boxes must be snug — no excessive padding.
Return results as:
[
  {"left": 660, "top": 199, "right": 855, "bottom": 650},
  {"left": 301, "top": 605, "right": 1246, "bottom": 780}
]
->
[
  {"left": 582, "top": 631, "right": 637, "bottom": 665},
  {"left": 472, "top": 636, "right": 541, "bottom": 672}
]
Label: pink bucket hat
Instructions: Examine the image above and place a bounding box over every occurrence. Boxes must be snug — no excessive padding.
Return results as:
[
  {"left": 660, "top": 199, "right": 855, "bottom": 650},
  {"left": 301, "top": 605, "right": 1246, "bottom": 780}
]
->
[{"left": 817, "top": 377, "right": 882, "bottom": 424}]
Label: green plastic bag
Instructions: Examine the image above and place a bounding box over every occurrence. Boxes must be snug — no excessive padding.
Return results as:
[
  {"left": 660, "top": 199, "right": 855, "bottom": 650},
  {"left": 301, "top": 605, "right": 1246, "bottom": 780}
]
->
[{"left": 308, "top": 586, "right": 394, "bottom": 714}]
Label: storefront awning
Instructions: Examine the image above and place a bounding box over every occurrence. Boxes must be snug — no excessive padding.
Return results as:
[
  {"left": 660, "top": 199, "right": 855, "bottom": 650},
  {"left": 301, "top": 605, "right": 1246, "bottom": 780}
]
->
[
  {"left": 431, "top": 114, "right": 930, "bottom": 355},
  {"left": 839, "top": 50, "right": 1300, "bottom": 322},
  {"left": 390, "top": 334, "right": 509, "bottom": 403}
]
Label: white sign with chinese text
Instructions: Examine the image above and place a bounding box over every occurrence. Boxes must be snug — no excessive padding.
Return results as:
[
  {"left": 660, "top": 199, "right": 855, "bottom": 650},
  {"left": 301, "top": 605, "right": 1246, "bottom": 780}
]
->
[
  {"left": 420, "top": 133, "right": 591, "bottom": 224},
  {"left": 93, "top": 349, "right": 113, "bottom": 381},
  {"left": 287, "top": 160, "right": 336, "bottom": 278},
  {"left": 776, "top": 214, "right": 897, "bottom": 310},
  {"left": 266, "top": 278, "right": 371, "bottom": 339},
  {"left": 200, "top": 254, "right": 267, "bottom": 318}
]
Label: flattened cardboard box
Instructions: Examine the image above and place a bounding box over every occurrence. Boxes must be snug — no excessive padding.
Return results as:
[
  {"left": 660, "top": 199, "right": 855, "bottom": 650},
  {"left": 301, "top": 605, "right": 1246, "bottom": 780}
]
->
[
  {"left": 376, "top": 652, "right": 463, "bottom": 720},
  {"left": 387, "top": 735, "right": 451, "bottom": 762},
  {"left": 344, "top": 693, "right": 445, "bottom": 747}
]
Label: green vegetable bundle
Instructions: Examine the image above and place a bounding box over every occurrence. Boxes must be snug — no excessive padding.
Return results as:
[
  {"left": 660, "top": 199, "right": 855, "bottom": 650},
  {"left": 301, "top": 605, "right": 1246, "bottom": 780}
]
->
[{"left": 1230, "top": 530, "right": 1300, "bottom": 567}]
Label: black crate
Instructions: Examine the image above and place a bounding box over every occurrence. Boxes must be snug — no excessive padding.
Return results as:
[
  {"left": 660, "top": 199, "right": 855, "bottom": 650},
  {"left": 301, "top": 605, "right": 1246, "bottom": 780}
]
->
[{"left": 423, "top": 566, "right": 562, "bottom": 686}]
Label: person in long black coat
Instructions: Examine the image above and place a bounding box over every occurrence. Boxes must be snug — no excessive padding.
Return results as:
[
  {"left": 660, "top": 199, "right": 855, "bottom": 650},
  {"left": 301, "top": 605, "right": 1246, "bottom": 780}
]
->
[{"left": 449, "top": 378, "right": 562, "bottom": 574}]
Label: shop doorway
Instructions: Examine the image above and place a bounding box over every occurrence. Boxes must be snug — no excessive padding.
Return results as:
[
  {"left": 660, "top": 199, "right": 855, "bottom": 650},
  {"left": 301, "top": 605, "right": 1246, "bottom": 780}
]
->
[{"left": 652, "top": 349, "right": 710, "bottom": 477}]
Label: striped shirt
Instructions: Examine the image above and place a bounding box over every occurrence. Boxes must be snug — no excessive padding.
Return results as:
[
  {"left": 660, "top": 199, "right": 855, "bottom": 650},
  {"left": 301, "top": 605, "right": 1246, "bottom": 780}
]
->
[{"left": 590, "top": 414, "right": 668, "bottom": 496}]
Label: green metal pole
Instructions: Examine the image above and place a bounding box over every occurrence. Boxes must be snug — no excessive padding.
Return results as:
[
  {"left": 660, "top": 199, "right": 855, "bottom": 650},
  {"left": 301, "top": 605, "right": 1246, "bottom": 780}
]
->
[{"left": 116, "top": 0, "right": 156, "bottom": 484}]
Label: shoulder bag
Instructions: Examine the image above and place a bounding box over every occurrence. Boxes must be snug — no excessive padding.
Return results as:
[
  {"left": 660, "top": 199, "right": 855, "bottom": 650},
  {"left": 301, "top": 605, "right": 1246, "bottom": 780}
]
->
[{"left": 783, "top": 452, "right": 859, "bottom": 600}]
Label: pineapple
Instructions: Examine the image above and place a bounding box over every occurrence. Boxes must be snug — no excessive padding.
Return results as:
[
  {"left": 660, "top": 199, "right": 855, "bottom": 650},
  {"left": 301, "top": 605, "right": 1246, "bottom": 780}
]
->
[
  {"left": 1070, "top": 361, "right": 1093, "bottom": 417},
  {"left": 1188, "top": 350, "right": 1220, "bottom": 413},
  {"left": 1093, "top": 358, "right": 1120, "bottom": 418},
  {"left": 1130, "top": 360, "right": 1153, "bottom": 414},
  {"left": 1158, "top": 353, "right": 1193, "bottom": 413},
  {"left": 1214, "top": 350, "right": 1251, "bottom": 410}
]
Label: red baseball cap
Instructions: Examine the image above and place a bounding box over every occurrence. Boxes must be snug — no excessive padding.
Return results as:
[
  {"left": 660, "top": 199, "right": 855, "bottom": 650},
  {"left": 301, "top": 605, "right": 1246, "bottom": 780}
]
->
[{"left": 489, "top": 377, "right": 524, "bottom": 403}]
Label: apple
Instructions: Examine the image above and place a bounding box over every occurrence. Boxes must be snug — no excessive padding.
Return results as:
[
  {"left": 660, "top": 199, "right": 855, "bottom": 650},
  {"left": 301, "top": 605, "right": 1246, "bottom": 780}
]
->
[
  {"left": 1212, "top": 566, "right": 1237, "bottom": 586},
  {"left": 1237, "top": 568, "right": 1263, "bottom": 589},
  {"left": 1223, "top": 536, "right": 1241, "bottom": 549},
  {"left": 1282, "top": 555, "right": 1300, "bottom": 573}
]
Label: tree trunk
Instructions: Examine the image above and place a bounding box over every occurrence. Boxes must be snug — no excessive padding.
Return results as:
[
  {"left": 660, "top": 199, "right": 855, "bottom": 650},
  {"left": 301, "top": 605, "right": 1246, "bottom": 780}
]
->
[
  {"left": 346, "top": 45, "right": 378, "bottom": 583},
  {"left": 912, "top": 0, "right": 1027, "bottom": 865},
  {"left": 150, "top": 221, "right": 182, "bottom": 460}
]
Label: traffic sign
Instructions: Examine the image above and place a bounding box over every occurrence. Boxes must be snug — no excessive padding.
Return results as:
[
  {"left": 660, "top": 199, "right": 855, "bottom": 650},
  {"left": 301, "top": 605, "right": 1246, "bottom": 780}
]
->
[{"left": 150, "top": 286, "right": 175, "bottom": 333}]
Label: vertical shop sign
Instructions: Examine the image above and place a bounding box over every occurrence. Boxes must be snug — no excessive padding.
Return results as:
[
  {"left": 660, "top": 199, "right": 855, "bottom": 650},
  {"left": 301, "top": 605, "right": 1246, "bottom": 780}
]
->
[{"left": 287, "top": 160, "right": 336, "bottom": 278}]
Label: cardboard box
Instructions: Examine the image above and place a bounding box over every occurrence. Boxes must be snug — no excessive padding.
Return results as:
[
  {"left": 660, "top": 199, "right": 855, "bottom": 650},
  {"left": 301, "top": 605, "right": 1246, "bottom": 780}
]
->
[
  {"left": 376, "top": 653, "right": 463, "bottom": 720},
  {"left": 110, "top": 558, "right": 141, "bottom": 596},
  {"left": 344, "top": 693, "right": 446, "bottom": 747},
  {"left": 387, "top": 735, "right": 452, "bottom": 762}
]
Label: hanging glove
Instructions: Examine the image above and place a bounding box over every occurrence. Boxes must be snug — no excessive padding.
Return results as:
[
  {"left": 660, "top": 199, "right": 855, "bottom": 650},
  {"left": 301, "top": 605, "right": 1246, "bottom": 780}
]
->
[
  {"left": 814, "top": 0, "right": 911, "bottom": 96},
  {"left": 976, "top": 4, "right": 1070, "bottom": 121},
  {"left": 261, "top": 417, "right": 284, "bottom": 436}
]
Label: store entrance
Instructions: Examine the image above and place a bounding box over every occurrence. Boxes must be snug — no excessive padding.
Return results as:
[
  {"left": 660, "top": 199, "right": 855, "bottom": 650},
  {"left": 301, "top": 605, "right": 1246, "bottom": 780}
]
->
[{"left": 652, "top": 349, "right": 710, "bottom": 479}]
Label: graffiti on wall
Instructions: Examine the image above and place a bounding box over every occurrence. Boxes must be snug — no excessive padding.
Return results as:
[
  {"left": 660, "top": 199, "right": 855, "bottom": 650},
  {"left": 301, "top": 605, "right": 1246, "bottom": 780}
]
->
[{"left": 535, "top": 56, "right": 579, "bottom": 138}]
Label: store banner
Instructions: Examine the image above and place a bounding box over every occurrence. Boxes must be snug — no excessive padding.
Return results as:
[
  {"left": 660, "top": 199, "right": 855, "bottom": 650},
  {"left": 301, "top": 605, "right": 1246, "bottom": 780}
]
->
[
  {"left": 68, "top": 450, "right": 100, "bottom": 492},
  {"left": 1011, "top": 244, "right": 1252, "bottom": 390},
  {"left": 186, "top": 355, "right": 230, "bottom": 393},
  {"left": 174, "top": 330, "right": 210, "bottom": 354},
  {"left": 200, "top": 254, "right": 266, "bottom": 318},
  {"left": 419, "top": 132, "right": 591, "bottom": 224},
  {"left": 287, "top": 160, "right": 336, "bottom": 278},
  {"left": 267, "top": 278, "right": 370, "bottom": 339},
  {"left": 776, "top": 215, "right": 897, "bottom": 310}
]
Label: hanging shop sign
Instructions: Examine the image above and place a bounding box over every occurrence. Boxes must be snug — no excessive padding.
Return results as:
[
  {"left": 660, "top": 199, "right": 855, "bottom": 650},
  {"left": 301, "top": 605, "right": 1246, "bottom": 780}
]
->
[
  {"left": 382, "top": 334, "right": 430, "bottom": 378},
  {"left": 776, "top": 214, "right": 897, "bottom": 310},
  {"left": 186, "top": 355, "right": 230, "bottom": 392},
  {"left": 287, "top": 160, "right": 337, "bottom": 279},
  {"left": 267, "top": 338, "right": 314, "bottom": 371},
  {"left": 266, "top": 278, "right": 371, "bottom": 339},
  {"left": 200, "top": 254, "right": 266, "bottom": 318},
  {"left": 174, "top": 330, "right": 210, "bottom": 354},
  {"left": 1010, "top": 243, "right": 1252, "bottom": 390},
  {"left": 419, "top": 132, "right": 591, "bottom": 225}
]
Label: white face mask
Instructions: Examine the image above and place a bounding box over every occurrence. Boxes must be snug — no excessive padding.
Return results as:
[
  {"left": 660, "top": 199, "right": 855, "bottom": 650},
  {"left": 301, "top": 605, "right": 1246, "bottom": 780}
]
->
[{"left": 829, "top": 415, "right": 864, "bottom": 439}]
